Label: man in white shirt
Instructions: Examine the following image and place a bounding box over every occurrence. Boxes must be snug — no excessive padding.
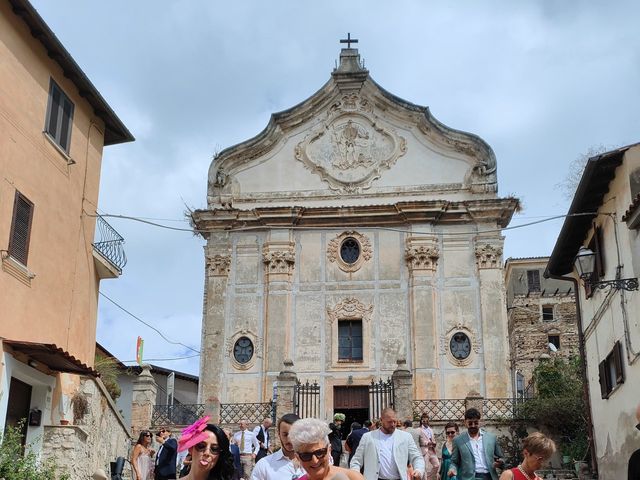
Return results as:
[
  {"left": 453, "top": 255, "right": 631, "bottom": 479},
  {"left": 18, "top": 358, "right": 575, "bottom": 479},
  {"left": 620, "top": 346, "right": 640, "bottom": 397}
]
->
[
  {"left": 253, "top": 418, "right": 273, "bottom": 463},
  {"left": 252, "top": 413, "right": 304, "bottom": 480},
  {"left": 350, "top": 408, "right": 424, "bottom": 480},
  {"left": 234, "top": 419, "right": 261, "bottom": 479},
  {"left": 447, "top": 408, "right": 504, "bottom": 480}
]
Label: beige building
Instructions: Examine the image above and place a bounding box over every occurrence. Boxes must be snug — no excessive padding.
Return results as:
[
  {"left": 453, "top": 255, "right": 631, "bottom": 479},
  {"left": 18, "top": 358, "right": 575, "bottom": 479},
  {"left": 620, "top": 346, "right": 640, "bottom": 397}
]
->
[
  {"left": 546, "top": 143, "right": 640, "bottom": 477},
  {"left": 504, "top": 257, "right": 579, "bottom": 396},
  {"left": 193, "top": 46, "right": 519, "bottom": 423},
  {"left": 0, "top": 0, "right": 133, "bottom": 475}
]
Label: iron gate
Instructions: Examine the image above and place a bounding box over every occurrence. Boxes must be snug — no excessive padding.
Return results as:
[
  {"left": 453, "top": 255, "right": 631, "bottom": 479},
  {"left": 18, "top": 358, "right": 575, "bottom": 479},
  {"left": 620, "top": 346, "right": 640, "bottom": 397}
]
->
[
  {"left": 369, "top": 378, "right": 394, "bottom": 420},
  {"left": 295, "top": 380, "right": 320, "bottom": 418}
]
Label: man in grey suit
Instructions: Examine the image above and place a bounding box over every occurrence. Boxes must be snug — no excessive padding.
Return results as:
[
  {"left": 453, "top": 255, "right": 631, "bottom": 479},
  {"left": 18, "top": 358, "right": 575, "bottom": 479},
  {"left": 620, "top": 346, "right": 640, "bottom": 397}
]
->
[
  {"left": 350, "top": 408, "right": 425, "bottom": 480},
  {"left": 447, "top": 408, "right": 504, "bottom": 480}
]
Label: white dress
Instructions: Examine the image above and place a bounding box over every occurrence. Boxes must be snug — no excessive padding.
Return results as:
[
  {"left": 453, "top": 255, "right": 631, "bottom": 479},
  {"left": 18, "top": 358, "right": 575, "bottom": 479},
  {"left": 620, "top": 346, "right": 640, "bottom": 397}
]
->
[{"left": 135, "top": 448, "right": 154, "bottom": 480}]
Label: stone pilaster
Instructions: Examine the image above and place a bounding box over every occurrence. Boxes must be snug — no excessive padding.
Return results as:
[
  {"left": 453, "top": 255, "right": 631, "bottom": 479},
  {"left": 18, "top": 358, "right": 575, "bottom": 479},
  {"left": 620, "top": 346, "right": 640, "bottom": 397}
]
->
[
  {"left": 199, "top": 234, "right": 231, "bottom": 422},
  {"left": 262, "top": 237, "right": 295, "bottom": 373},
  {"left": 131, "top": 365, "right": 157, "bottom": 437},
  {"left": 464, "top": 390, "right": 483, "bottom": 415},
  {"left": 392, "top": 358, "right": 413, "bottom": 420},
  {"left": 474, "top": 237, "right": 511, "bottom": 397},
  {"left": 405, "top": 234, "right": 439, "bottom": 399},
  {"left": 275, "top": 360, "right": 298, "bottom": 421}
]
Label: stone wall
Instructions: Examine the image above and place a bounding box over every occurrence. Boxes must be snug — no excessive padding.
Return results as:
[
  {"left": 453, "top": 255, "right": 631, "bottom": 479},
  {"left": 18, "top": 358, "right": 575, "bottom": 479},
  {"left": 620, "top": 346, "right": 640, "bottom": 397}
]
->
[
  {"left": 508, "top": 293, "right": 579, "bottom": 386},
  {"left": 42, "top": 375, "right": 131, "bottom": 480}
]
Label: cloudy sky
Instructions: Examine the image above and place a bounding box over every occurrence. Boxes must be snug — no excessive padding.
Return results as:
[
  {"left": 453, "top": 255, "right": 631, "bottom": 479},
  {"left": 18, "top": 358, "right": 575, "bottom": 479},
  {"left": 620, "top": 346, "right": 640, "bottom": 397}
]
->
[{"left": 30, "top": 1, "right": 640, "bottom": 376}]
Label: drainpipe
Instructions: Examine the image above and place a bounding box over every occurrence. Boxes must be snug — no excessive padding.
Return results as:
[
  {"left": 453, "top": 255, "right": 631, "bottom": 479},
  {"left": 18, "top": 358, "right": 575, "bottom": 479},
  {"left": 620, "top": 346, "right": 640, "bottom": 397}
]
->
[{"left": 544, "top": 272, "right": 597, "bottom": 476}]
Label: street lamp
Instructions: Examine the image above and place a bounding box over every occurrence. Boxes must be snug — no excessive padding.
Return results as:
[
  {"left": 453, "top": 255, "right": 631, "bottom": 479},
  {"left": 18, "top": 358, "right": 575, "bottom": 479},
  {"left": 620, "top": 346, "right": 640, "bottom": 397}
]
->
[{"left": 573, "top": 246, "right": 639, "bottom": 292}]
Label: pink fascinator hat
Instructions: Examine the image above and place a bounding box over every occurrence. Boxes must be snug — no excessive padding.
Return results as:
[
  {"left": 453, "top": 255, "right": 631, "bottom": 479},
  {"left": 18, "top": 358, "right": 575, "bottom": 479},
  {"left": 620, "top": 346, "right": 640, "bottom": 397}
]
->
[{"left": 178, "top": 415, "right": 211, "bottom": 452}]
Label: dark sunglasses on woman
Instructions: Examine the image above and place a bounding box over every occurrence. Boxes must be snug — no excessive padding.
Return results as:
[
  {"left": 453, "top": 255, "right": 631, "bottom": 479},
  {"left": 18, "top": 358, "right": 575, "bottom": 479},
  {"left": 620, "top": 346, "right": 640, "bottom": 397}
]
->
[
  {"left": 194, "top": 442, "right": 222, "bottom": 455},
  {"left": 297, "top": 447, "right": 328, "bottom": 462}
]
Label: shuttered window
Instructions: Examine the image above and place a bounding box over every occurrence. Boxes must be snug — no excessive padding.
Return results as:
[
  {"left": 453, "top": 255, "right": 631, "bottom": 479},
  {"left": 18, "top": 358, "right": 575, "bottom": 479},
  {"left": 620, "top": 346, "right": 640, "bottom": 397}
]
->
[
  {"left": 8, "top": 191, "right": 34, "bottom": 265},
  {"left": 45, "top": 79, "right": 74, "bottom": 153},
  {"left": 598, "top": 341, "right": 624, "bottom": 399},
  {"left": 527, "top": 270, "right": 541, "bottom": 292}
]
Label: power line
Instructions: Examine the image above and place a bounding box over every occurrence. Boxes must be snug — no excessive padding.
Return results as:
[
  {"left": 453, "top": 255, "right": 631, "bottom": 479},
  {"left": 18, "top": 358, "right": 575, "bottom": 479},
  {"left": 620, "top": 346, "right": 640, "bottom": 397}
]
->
[
  {"left": 98, "top": 291, "right": 201, "bottom": 354},
  {"left": 120, "top": 354, "right": 200, "bottom": 363},
  {"left": 90, "top": 211, "right": 601, "bottom": 236}
]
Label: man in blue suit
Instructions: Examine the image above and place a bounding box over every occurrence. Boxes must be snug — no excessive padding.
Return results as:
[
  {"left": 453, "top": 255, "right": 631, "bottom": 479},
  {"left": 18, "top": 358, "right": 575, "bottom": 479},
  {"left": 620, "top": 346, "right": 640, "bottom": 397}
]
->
[
  {"left": 155, "top": 428, "right": 178, "bottom": 479},
  {"left": 447, "top": 408, "right": 504, "bottom": 480}
]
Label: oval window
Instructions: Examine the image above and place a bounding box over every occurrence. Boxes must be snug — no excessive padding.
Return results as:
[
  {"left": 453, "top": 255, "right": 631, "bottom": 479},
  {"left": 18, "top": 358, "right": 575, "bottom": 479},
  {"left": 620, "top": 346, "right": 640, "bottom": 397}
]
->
[
  {"left": 340, "top": 237, "right": 360, "bottom": 264},
  {"left": 449, "top": 332, "right": 471, "bottom": 360},
  {"left": 233, "top": 337, "right": 254, "bottom": 364}
]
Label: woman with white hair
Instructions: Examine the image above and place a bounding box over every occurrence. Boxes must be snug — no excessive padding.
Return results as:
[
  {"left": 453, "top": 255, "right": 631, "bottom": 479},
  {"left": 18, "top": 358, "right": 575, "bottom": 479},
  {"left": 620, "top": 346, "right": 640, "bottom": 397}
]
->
[{"left": 288, "top": 418, "right": 363, "bottom": 480}]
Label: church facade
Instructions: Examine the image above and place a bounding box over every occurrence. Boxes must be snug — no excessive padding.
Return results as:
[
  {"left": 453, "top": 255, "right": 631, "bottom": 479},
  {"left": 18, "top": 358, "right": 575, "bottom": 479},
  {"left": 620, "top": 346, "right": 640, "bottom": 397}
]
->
[{"left": 193, "top": 46, "right": 518, "bottom": 422}]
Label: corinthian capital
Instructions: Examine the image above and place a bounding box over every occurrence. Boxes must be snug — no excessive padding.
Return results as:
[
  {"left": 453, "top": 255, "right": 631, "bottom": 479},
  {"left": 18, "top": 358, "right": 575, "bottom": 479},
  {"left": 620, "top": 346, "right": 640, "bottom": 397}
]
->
[
  {"left": 206, "top": 254, "right": 231, "bottom": 277},
  {"left": 475, "top": 243, "right": 503, "bottom": 269}
]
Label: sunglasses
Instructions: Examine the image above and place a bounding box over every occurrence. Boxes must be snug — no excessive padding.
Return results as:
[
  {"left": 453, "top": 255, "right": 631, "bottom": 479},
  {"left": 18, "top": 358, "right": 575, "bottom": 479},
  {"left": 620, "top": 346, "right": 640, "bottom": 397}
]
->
[
  {"left": 194, "top": 442, "right": 222, "bottom": 455},
  {"left": 466, "top": 421, "right": 480, "bottom": 426},
  {"left": 143, "top": 434, "right": 152, "bottom": 437},
  {"left": 297, "top": 447, "right": 328, "bottom": 462},
  {"left": 446, "top": 431, "right": 456, "bottom": 435}
]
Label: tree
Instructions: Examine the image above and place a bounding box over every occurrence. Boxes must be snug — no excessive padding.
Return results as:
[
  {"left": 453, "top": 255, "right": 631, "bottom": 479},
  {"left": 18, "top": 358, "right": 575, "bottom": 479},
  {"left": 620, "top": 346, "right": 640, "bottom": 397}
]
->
[
  {"left": 556, "top": 145, "right": 615, "bottom": 200},
  {"left": 94, "top": 353, "right": 122, "bottom": 401},
  {"left": 521, "top": 357, "right": 589, "bottom": 461}
]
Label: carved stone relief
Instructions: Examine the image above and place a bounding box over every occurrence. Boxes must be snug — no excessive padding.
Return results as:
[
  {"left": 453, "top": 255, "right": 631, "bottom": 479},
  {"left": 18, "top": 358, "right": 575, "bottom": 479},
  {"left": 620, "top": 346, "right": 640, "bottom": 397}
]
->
[
  {"left": 327, "top": 231, "right": 372, "bottom": 273},
  {"left": 206, "top": 254, "right": 231, "bottom": 277},
  {"left": 295, "top": 95, "right": 406, "bottom": 193},
  {"left": 405, "top": 236, "right": 439, "bottom": 273},
  {"left": 440, "top": 324, "right": 480, "bottom": 367},
  {"left": 262, "top": 241, "right": 296, "bottom": 280},
  {"left": 327, "top": 297, "right": 373, "bottom": 324},
  {"left": 225, "top": 329, "right": 263, "bottom": 371},
  {"left": 475, "top": 243, "right": 503, "bottom": 269}
]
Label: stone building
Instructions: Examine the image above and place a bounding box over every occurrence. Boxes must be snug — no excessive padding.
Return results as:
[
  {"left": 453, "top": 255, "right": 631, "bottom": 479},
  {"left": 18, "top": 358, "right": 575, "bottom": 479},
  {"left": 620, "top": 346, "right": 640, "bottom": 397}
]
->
[
  {"left": 504, "top": 257, "right": 579, "bottom": 396},
  {"left": 192, "top": 45, "right": 519, "bottom": 424}
]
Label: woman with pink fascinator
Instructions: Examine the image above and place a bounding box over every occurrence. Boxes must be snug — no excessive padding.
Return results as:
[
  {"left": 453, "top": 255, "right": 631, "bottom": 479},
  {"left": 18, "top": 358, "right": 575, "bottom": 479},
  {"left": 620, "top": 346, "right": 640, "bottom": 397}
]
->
[{"left": 178, "top": 417, "right": 234, "bottom": 480}]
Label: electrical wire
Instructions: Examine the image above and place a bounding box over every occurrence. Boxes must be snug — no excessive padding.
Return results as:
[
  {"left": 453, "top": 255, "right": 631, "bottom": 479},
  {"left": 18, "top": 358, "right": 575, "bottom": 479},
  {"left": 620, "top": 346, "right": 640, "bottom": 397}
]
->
[
  {"left": 120, "top": 354, "right": 200, "bottom": 363},
  {"left": 88, "top": 211, "right": 602, "bottom": 236},
  {"left": 98, "top": 291, "right": 201, "bottom": 354}
]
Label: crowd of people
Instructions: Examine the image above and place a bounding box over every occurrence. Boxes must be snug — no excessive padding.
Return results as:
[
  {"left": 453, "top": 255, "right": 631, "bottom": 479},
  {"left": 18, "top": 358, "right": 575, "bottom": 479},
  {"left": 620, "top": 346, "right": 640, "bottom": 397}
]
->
[{"left": 118, "top": 407, "right": 556, "bottom": 480}]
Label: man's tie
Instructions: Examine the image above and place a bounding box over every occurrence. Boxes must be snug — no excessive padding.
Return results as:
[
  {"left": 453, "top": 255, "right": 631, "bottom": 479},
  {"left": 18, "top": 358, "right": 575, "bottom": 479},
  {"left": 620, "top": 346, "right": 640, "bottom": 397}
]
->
[
  {"left": 240, "top": 430, "right": 245, "bottom": 451},
  {"left": 264, "top": 427, "right": 268, "bottom": 448}
]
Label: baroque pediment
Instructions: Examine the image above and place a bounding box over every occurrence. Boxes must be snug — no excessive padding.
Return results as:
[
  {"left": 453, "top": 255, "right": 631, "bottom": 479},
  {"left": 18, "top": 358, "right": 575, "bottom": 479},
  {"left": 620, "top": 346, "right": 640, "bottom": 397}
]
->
[
  {"left": 206, "top": 48, "right": 499, "bottom": 207},
  {"left": 294, "top": 94, "right": 407, "bottom": 193}
]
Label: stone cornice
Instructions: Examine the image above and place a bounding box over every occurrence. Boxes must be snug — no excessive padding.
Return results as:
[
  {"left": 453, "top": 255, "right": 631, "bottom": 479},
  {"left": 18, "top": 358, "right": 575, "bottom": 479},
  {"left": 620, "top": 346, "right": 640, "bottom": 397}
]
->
[{"left": 193, "top": 198, "right": 518, "bottom": 233}]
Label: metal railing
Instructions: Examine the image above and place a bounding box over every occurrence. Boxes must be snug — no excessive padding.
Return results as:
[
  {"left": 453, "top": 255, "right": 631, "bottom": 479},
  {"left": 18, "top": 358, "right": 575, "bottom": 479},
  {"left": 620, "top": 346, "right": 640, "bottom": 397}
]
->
[
  {"left": 93, "top": 214, "right": 127, "bottom": 272},
  {"left": 295, "top": 380, "right": 321, "bottom": 419},
  {"left": 220, "top": 402, "right": 275, "bottom": 424},
  {"left": 412, "top": 399, "right": 466, "bottom": 422},
  {"left": 412, "top": 398, "right": 531, "bottom": 423},
  {"left": 152, "top": 404, "right": 206, "bottom": 427}
]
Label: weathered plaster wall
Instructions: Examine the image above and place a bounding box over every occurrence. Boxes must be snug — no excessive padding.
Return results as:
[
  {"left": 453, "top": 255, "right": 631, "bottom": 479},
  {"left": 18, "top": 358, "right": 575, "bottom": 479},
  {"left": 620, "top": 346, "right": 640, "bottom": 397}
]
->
[{"left": 42, "top": 376, "right": 130, "bottom": 480}]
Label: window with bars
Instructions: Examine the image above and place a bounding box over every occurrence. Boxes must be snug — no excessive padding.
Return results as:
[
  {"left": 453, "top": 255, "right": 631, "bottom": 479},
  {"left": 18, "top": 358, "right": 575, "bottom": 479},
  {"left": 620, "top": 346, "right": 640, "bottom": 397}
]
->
[
  {"left": 599, "top": 341, "right": 624, "bottom": 399},
  {"left": 8, "top": 191, "right": 34, "bottom": 266},
  {"left": 338, "top": 320, "right": 363, "bottom": 361},
  {"left": 542, "top": 305, "right": 554, "bottom": 321},
  {"left": 45, "top": 79, "right": 74, "bottom": 153},
  {"left": 548, "top": 335, "right": 560, "bottom": 350},
  {"left": 527, "top": 269, "right": 541, "bottom": 292}
]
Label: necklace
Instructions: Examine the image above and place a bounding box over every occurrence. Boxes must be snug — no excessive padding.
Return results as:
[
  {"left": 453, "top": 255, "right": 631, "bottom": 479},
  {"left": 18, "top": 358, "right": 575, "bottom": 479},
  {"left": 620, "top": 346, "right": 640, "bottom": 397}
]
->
[{"left": 517, "top": 464, "right": 536, "bottom": 480}]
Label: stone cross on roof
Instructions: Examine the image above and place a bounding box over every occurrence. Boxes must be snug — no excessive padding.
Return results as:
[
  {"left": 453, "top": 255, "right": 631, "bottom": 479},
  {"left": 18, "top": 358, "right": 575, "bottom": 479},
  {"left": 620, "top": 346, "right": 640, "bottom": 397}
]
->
[{"left": 340, "top": 33, "right": 358, "bottom": 49}]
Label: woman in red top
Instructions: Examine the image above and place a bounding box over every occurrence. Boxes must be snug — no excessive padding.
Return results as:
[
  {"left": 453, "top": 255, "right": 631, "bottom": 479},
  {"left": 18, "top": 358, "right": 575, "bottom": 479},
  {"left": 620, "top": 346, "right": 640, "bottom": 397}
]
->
[{"left": 499, "top": 432, "right": 555, "bottom": 480}]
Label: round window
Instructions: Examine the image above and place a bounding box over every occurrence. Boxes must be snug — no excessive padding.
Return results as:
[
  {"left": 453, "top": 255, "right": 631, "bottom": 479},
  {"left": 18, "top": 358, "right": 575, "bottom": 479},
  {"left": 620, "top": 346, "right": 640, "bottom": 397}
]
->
[
  {"left": 340, "top": 237, "right": 360, "bottom": 264},
  {"left": 449, "top": 332, "right": 471, "bottom": 360},
  {"left": 233, "top": 337, "right": 254, "bottom": 364}
]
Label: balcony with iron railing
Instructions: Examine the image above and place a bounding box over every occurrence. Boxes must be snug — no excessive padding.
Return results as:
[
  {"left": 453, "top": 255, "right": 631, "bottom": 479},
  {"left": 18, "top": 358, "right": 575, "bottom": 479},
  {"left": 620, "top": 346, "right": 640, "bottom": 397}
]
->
[{"left": 92, "top": 214, "right": 127, "bottom": 278}]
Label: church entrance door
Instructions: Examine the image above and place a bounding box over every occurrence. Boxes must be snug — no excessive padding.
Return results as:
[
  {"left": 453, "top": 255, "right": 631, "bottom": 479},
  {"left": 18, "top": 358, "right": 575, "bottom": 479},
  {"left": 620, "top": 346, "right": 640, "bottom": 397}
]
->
[{"left": 333, "top": 386, "right": 369, "bottom": 440}]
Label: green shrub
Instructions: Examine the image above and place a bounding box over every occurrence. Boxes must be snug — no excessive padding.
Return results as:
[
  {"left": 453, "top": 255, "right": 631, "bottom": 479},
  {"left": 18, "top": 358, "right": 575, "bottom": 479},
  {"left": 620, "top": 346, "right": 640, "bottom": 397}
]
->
[{"left": 0, "top": 421, "right": 69, "bottom": 479}]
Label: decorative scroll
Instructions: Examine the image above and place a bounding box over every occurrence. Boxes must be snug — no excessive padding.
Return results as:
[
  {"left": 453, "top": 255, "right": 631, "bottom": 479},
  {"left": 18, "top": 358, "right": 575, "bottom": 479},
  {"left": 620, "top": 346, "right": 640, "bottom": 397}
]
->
[
  {"left": 327, "top": 297, "right": 373, "bottom": 324},
  {"left": 263, "top": 250, "right": 295, "bottom": 275}
]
